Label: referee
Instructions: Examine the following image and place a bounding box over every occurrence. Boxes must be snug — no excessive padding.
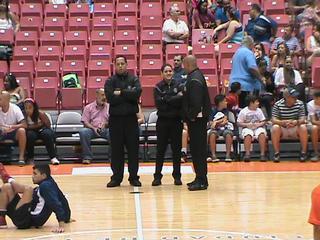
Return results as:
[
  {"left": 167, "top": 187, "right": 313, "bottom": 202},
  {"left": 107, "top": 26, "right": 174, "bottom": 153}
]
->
[
  {"left": 182, "top": 55, "right": 211, "bottom": 191},
  {"left": 152, "top": 64, "right": 183, "bottom": 186}
]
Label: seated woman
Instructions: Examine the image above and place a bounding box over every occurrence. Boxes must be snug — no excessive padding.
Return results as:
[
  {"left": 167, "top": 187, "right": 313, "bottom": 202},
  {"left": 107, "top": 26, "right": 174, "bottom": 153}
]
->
[
  {"left": 254, "top": 42, "right": 270, "bottom": 69},
  {"left": 3, "top": 73, "right": 25, "bottom": 108},
  {"left": 192, "top": 0, "right": 215, "bottom": 29},
  {"left": 0, "top": 0, "right": 19, "bottom": 32},
  {"left": 24, "top": 98, "right": 59, "bottom": 165},
  {"left": 271, "top": 42, "right": 290, "bottom": 73},
  {"left": 306, "top": 22, "right": 320, "bottom": 66},
  {"left": 297, "top": 0, "right": 320, "bottom": 36},
  {"left": 213, "top": 7, "right": 243, "bottom": 45}
]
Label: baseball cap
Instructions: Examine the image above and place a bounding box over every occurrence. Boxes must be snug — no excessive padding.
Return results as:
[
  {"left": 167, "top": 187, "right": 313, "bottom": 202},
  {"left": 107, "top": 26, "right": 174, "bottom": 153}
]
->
[{"left": 287, "top": 87, "right": 300, "bottom": 98}]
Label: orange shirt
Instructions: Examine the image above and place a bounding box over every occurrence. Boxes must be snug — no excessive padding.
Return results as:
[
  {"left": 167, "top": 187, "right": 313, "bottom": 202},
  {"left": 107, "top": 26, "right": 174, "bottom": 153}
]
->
[{"left": 309, "top": 185, "right": 320, "bottom": 225}]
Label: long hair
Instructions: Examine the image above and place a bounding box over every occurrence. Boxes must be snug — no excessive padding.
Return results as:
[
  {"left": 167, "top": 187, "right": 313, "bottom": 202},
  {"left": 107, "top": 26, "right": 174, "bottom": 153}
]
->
[
  {"left": 283, "top": 57, "right": 295, "bottom": 86},
  {"left": 277, "top": 42, "right": 290, "bottom": 57},
  {"left": 24, "top": 98, "right": 40, "bottom": 124},
  {"left": 4, "top": 73, "right": 19, "bottom": 90},
  {"left": 0, "top": 0, "right": 10, "bottom": 20},
  {"left": 226, "top": 7, "right": 239, "bottom": 22}
]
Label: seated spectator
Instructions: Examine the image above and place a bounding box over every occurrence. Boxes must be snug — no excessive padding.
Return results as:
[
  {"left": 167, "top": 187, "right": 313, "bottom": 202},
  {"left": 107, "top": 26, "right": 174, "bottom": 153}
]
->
[
  {"left": 254, "top": 42, "right": 271, "bottom": 69},
  {"left": 308, "top": 91, "right": 320, "bottom": 161},
  {"left": 237, "top": 95, "right": 267, "bottom": 161},
  {"left": 271, "top": 42, "right": 290, "bottom": 73},
  {"left": 245, "top": 4, "right": 278, "bottom": 45},
  {"left": 79, "top": 88, "right": 109, "bottom": 164},
  {"left": 271, "top": 87, "right": 308, "bottom": 162},
  {"left": 0, "top": 0, "right": 19, "bottom": 32},
  {"left": 193, "top": 0, "right": 215, "bottom": 29},
  {"left": 226, "top": 81, "right": 241, "bottom": 112},
  {"left": 3, "top": 73, "right": 26, "bottom": 109},
  {"left": 306, "top": 23, "right": 320, "bottom": 67},
  {"left": 271, "top": 25, "right": 302, "bottom": 57},
  {"left": 163, "top": 5, "right": 189, "bottom": 44},
  {"left": 24, "top": 98, "right": 59, "bottom": 165},
  {"left": 274, "top": 55, "right": 305, "bottom": 101},
  {"left": 180, "top": 123, "right": 189, "bottom": 163},
  {"left": 213, "top": 7, "right": 243, "bottom": 45},
  {"left": 258, "top": 60, "right": 275, "bottom": 119},
  {"left": 173, "top": 55, "right": 187, "bottom": 84},
  {"left": 298, "top": 0, "right": 320, "bottom": 36},
  {"left": 215, "top": 0, "right": 240, "bottom": 26},
  {"left": 207, "top": 94, "right": 234, "bottom": 162},
  {"left": 0, "top": 90, "right": 26, "bottom": 165}
]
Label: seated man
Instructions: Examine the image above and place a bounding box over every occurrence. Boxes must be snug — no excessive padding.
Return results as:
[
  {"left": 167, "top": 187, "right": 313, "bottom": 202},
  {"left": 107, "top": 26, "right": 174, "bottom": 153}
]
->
[
  {"left": 271, "top": 87, "right": 308, "bottom": 162},
  {"left": 79, "top": 88, "right": 109, "bottom": 164},
  {"left": 0, "top": 91, "right": 27, "bottom": 165},
  {"left": 0, "top": 163, "right": 72, "bottom": 232},
  {"left": 308, "top": 91, "right": 320, "bottom": 161},
  {"left": 162, "top": 5, "right": 189, "bottom": 44}
]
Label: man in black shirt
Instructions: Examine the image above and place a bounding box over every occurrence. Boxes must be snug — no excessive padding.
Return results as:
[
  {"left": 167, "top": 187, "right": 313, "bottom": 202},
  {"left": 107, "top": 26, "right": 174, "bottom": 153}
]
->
[
  {"left": 104, "top": 56, "right": 142, "bottom": 187},
  {"left": 182, "top": 55, "right": 211, "bottom": 191}
]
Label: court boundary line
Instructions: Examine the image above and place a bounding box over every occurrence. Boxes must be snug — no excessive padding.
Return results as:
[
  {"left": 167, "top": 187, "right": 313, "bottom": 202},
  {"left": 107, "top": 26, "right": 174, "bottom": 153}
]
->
[{"left": 134, "top": 186, "right": 144, "bottom": 240}]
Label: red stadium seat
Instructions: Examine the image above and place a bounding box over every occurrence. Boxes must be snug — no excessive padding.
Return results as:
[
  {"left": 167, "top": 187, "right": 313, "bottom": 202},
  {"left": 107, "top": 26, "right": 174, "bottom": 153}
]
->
[
  {"left": 141, "top": 15, "right": 163, "bottom": 30},
  {"left": 38, "top": 46, "right": 62, "bottom": 62},
  {"left": 10, "top": 60, "right": 34, "bottom": 83},
  {"left": 220, "top": 58, "right": 233, "bottom": 75},
  {"left": 87, "top": 76, "right": 106, "bottom": 103},
  {"left": 312, "top": 57, "right": 320, "bottom": 88},
  {"left": 116, "top": 16, "right": 138, "bottom": 31},
  {"left": 197, "top": 58, "right": 218, "bottom": 76},
  {"left": 115, "top": 30, "right": 138, "bottom": 45},
  {"left": 8, "top": 3, "right": 20, "bottom": 17},
  {"left": 65, "top": 31, "right": 88, "bottom": 46},
  {"left": 93, "top": 3, "right": 114, "bottom": 17},
  {"left": 15, "top": 31, "right": 38, "bottom": 47},
  {"left": 242, "top": 14, "right": 250, "bottom": 27},
  {"left": 68, "top": 17, "right": 90, "bottom": 34},
  {"left": 192, "top": 29, "right": 214, "bottom": 46},
  {"left": 16, "top": 77, "right": 32, "bottom": 97},
  {"left": 114, "top": 45, "right": 137, "bottom": 60},
  {"left": 263, "top": 0, "right": 285, "bottom": 15},
  {"left": 140, "top": 59, "right": 163, "bottom": 76},
  {"left": 13, "top": 45, "right": 38, "bottom": 62},
  {"left": 140, "top": 44, "right": 163, "bottom": 60},
  {"left": 89, "top": 45, "right": 112, "bottom": 60},
  {"left": 24, "top": 0, "right": 46, "bottom": 5},
  {"left": 21, "top": 3, "right": 43, "bottom": 18},
  {"left": 165, "top": 44, "right": 188, "bottom": 61},
  {"left": 276, "top": 27, "right": 285, "bottom": 37},
  {"left": 90, "top": 31, "right": 113, "bottom": 46},
  {"left": 20, "top": 16, "right": 42, "bottom": 34},
  {"left": 205, "top": 75, "right": 219, "bottom": 86},
  {"left": 63, "top": 45, "right": 87, "bottom": 62},
  {"left": 60, "top": 88, "right": 85, "bottom": 110},
  {"left": 34, "top": 77, "right": 59, "bottom": 109},
  {"left": 88, "top": 60, "right": 112, "bottom": 78},
  {"left": 44, "top": 4, "right": 68, "bottom": 18},
  {"left": 116, "top": 3, "right": 138, "bottom": 17},
  {"left": 270, "top": 14, "right": 290, "bottom": 28},
  {"left": 192, "top": 44, "right": 215, "bottom": 59},
  {"left": 95, "top": 0, "right": 114, "bottom": 3},
  {"left": 35, "top": 60, "right": 60, "bottom": 78},
  {"left": 218, "top": 43, "right": 240, "bottom": 63},
  {"left": 68, "top": 3, "right": 90, "bottom": 18},
  {"left": 140, "top": 3, "right": 162, "bottom": 17},
  {"left": 44, "top": 17, "right": 66, "bottom": 33},
  {"left": 61, "top": 60, "right": 86, "bottom": 78},
  {"left": 0, "top": 29, "right": 14, "bottom": 45},
  {"left": 0, "top": 61, "right": 8, "bottom": 80},
  {"left": 237, "top": 0, "right": 260, "bottom": 18},
  {"left": 92, "top": 16, "right": 113, "bottom": 31},
  {"left": 40, "top": 31, "right": 64, "bottom": 47},
  {"left": 141, "top": 30, "right": 162, "bottom": 45}
]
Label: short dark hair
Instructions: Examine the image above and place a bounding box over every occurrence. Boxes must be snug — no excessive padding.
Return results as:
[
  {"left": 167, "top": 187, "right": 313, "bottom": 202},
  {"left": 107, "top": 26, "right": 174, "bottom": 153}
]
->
[
  {"left": 230, "top": 82, "right": 241, "bottom": 93},
  {"left": 251, "top": 3, "right": 261, "bottom": 13},
  {"left": 33, "top": 164, "right": 51, "bottom": 178},
  {"left": 314, "top": 91, "right": 320, "bottom": 98},
  {"left": 214, "top": 94, "right": 226, "bottom": 106},
  {"left": 115, "top": 55, "right": 127, "bottom": 63},
  {"left": 161, "top": 63, "right": 173, "bottom": 72},
  {"left": 246, "top": 94, "right": 259, "bottom": 106}
]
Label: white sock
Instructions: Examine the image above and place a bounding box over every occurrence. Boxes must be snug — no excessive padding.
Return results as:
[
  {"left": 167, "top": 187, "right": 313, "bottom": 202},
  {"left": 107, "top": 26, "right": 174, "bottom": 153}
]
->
[
  {"left": 8, "top": 178, "right": 15, "bottom": 184},
  {"left": 181, "top": 148, "right": 187, "bottom": 154}
]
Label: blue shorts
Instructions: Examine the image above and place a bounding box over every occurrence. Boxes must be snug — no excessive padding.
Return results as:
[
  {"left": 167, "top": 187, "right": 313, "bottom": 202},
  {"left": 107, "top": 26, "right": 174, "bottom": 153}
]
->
[{"left": 0, "top": 129, "right": 17, "bottom": 142}]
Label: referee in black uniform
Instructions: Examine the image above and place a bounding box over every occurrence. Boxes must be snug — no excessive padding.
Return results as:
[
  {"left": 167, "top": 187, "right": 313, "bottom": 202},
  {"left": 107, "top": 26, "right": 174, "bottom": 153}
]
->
[
  {"left": 152, "top": 64, "right": 183, "bottom": 186},
  {"left": 182, "top": 55, "right": 211, "bottom": 191},
  {"left": 104, "top": 55, "right": 142, "bottom": 188}
]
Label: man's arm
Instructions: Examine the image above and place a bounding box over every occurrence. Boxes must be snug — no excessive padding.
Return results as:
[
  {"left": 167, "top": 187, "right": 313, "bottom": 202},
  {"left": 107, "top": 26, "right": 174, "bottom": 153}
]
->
[
  {"left": 187, "top": 80, "right": 204, "bottom": 120},
  {"left": 104, "top": 77, "right": 125, "bottom": 106},
  {"left": 121, "top": 77, "right": 142, "bottom": 102}
]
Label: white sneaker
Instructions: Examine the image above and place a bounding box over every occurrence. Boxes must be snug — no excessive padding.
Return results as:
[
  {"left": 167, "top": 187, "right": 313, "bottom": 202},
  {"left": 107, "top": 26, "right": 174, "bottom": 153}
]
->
[{"left": 50, "top": 157, "right": 60, "bottom": 165}]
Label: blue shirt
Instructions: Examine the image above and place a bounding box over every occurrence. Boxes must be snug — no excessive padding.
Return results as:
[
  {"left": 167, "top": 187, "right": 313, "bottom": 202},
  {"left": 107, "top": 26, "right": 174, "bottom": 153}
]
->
[
  {"left": 215, "top": 7, "right": 240, "bottom": 24},
  {"left": 245, "top": 14, "right": 277, "bottom": 43},
  {"left": 230, "top": 46, "right": 260, "bottom": 92}
]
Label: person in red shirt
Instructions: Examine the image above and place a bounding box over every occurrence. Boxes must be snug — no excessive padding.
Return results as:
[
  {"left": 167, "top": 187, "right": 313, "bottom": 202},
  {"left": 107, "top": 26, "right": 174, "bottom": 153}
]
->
[
  {"left": 226, "top": 82, "right": 241, "bottom": 112},
  {"left": 309, "top": 185, "right": 320, "bottom": 240}
]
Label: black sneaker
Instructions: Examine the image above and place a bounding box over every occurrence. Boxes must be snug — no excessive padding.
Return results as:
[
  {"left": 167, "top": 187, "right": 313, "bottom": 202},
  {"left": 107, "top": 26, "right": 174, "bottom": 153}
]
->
[
  {"left": 187, "top": 179, "right": 196, "bottom": 187},
  {"left": 273, "top": 153, "right": 280, "bottom": 163},
  {"left": 130, "top": 179, "right": 142, "bottom": 187},
  {"left": 174, "top": 178, "right": 182, "bottom": 186},
  {"left": 300, "top": 152, "right": 308, "bottom": 162},
  {"left": 152, "top": 179, "right": 162, "bottom": 186},
  {"left": 106, "top": 180, "right": 121, "bottom": 188},
  {"left": 243, "top": 155, "right": 251, "bottom": 162},
  {"left": 188, "top": 182, "right": 208, "bottom": 191}
]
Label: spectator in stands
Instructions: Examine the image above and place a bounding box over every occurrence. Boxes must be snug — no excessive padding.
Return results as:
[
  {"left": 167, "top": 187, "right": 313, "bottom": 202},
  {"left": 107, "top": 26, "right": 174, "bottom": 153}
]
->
[
  {"left": 271, "top": 42, "right": 291, "bottom": 73},
  {"left": 306, "top": 23, "right": 320, "bottom": 67},
  {"left": 105, "top": 56, "right": 142, "bottom": 188},
  {"left": 288, "top": 0, "right": 308, "bottom": 16},
  {"left": 152, "top": 64, "right": 183, "bottom": 186},
  {"left": 0, "top": 0, "right": 19, "bottom": 32},
  {"left": 180, "top": 123, "right": 189, "bottom": 163},
  {"left": 0, "top": 91, "right": 26, "bottom": 165},
  {"left": 24, "top": 98, "right": 59, "bottom": 165},
  {"left": 298, "top": 0, "right": 320, "bottom": 36},
  {"left": 173, "top": 55, "right": 187, "bottom": 84},
  {"left": 254, "top": 43, "right": 271, "bottom": 68},
  {"left": 308, "top": 91, "right": 320, "bottom": 161},
  {"left": 207, "top": 94, "right": 234, "bottom": 162},
  {"left": 226, "top": 81, "right": 241, "bottom": 112},
  {"left": 245, "top": 4, "right": 278, "bottom": 45},
  {"left": 213, "top": 7, "right": 243, "bottom": 45},
  {"left": 3, "top": 73, "right": 26, "bottom": 109},
  {"left": 193, "top": 0, "right": 215, "bottom": 29},
  {"left": 271, "top": 87, "right": 308, "bottom": 162},
  {"left": 230, "top": 36, "right": 266, "bottom": 108},
  {"left": 237, "top": 95, "right": 267, "bottom": 161},
  {"left": 215, "top": 0, "right": 240, "bottom": 26},
  {"left": 258, "top": 60, "right": 275, "bottom": 119},
  {"left": 79, "top": 88, "right": 109, "bottom": 165},
  {"left": 271, "top": 25, "right": 302, "bottom": 57},
  {"left": 163, "top": 5, "right": 189, "bottom": 44}
]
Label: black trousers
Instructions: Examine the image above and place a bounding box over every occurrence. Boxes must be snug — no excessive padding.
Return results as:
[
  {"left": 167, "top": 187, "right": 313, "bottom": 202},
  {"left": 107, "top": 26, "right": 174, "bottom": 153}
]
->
[
  {"left": 109, "top": 114, "right": 139, "bottom": 182},
  {"left": 187, "top": 117, "right": 208, "bottom": 184},
  {"left": 154, "top": 117, "right": 183, "bottom": 180},
  {"left": 26, "top": 128, "right": 56, "bottom": 159}
]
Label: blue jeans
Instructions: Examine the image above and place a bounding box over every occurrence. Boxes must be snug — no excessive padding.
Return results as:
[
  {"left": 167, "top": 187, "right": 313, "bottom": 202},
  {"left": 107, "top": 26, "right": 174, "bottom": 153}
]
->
[{"left": 79, "top": 128, "right": 109, "bottom": 160}]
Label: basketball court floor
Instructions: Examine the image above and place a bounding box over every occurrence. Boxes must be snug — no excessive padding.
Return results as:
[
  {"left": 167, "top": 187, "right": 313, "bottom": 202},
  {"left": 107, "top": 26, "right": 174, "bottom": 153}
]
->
[{"left": 1, "top": 162, "right": 319, "bottom": 240}]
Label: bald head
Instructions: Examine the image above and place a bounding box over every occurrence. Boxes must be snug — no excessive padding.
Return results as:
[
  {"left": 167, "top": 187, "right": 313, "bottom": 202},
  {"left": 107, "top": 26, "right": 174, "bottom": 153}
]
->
[
  {"left": 0, "top": 90, "right": 10, "bottom": 108},
  {"left": 183, "top": 55, "right": 198, "bottom": 74}
]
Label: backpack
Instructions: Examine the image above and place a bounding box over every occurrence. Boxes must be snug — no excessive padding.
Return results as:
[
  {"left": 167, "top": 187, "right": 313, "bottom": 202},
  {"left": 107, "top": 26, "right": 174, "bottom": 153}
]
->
[
  {"left": 0, "top": 44, "right": 13, "bottom": 60},
  {"left": 62, "top": 73, "right": 81, "bottom": 88}
]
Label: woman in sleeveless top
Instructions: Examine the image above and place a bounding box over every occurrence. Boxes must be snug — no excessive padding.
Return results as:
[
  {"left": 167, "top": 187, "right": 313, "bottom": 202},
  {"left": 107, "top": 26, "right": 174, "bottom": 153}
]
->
[
  {"left": 0, "top": 0, "right": 19, "bottom": 32},
  {"left": 3, "top": 73, "right": 25, "bottom": 108},
  {"left": 306, "top": 23, "right": 320, "bottom": 66}
]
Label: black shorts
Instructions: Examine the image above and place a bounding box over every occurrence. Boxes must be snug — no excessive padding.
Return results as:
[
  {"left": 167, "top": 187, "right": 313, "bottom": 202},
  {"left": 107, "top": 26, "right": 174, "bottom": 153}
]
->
[{"left": 6, "top": 194, "right": 32, "bottom": 229}]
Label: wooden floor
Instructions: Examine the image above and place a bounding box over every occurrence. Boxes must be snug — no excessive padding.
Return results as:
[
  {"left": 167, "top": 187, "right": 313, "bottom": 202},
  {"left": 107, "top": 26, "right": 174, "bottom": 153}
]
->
[{"left": 0, "top": 163, "right": 319, "bottom": 240}]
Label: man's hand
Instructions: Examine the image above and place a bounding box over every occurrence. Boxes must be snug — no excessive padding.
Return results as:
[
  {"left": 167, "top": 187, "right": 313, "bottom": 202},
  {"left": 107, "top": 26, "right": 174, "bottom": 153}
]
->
[
  {"left": 52, "top": 222, "right": 65, "bottom": 233},
  {"left": 2, "top": 126, "right": 15, "bottom": 134},
  {"left": 93, "top": 128, "right": 101, "bottom": 136}
]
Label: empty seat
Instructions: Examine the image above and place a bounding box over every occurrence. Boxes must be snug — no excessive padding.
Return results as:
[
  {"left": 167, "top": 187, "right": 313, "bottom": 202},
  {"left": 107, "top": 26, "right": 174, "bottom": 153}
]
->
[
  {"left": 10, "top": 60, "right": 34, "bottom": 82},
  {"left": 88, "top": 59, "right": 111, "bottom": 78},
  {"left": 65, "top": 31, "right": 88, "bottom": 46},
  {"left": 141, "top": 30, "right": 162, "bottom": 45},
  {"left": 40, "top": 31, "right": 64, "bottom": 47},
  {"left": 13, "top": 45, "right": 38, "bottom": 62},
  {"left": 115, "top": 30, "right": 138, "bottom": 45},
  {"left": 89, "top": 45, "right": 112, "bottom": 60},
  {"left": 192, "top": 44, "right": 215, "bottom": 59},
  {"left": 140, "top": 44, "right": 163, "bottom": 60},
  {"left": 35, "top": 60, "right": 60, "bottom": 78},
  {"left": 114, "top": 45, "right": 137, "bottom": 60},
  {"left": 197, "top": 58, "right": 218, "bottom": 76},
  {"left": 64, "top": 45, "right": 87, "bottom": 62},
  {"left": 218, "top": 43, "right": 240, "bottom": 63},
  {"left": 44, "top": 4, "right": 68, "bottom": 18},
  {"left": 263, "top": 0, "right": 285, "bottom": 15},
  {"left": 116, "top": 16, "right": 138, "bottom": 31},
  {"left": 38, "top": 46, "right": 62, "bottom": 62},
  {"left": 68, "top": 3, "right": 90, "bottom": 18},
  {"left": 20, "top": 16, "right": 42, "bottom": 34},
  {"left": 92, "top": 16, "right": 113, "bottom": 31},
  {"left": 21, "top": 3, "right": 43, "bottom": 18},
  {"left": 116, "top": 3, "right": 138, "bottom": 17},
  {"left": 140, "top": 2, "right": 162, "bottom": 17},
  {"left": 44, "top": 17, "right": 66, "bottom": 33},
  {"left": 93, "top": 3, "right": 114, "bottom": 17},
  {"left": 220, "top": 58, "right": 233, "bottom": 76},
  {"left": 90, "top": 30, "right": 113, "bottom": 46},
  {"left": 270, "top": 14, "right": 290, "bottom": 28},
  {"left": 61, "top": 60, "right": 86, "bottom": 78},
  {"left": 34, "top": 77, "right": 59, "bottom": 109},
  {"left": 140, "top": 59, "right": 163, "bottom": 76},
  {"left": 8, "top": 3, "right": 20, "bottom": 16},
  {"left": 15, "top": 31, "right": 38, "bottom": 47},
  {"left": 141, "top": 15, "right": 163, "bottom": 30},
  {"left": 192, "top": 29, "right": 214, "bottom": 45},
  {"left": 16, "top": 76, "right": 32, "bottom": 97},
  {"left": 68, "top": 17, "right": 90, "bottom": 34},
  {"left": 0, "top": 29, "right": 14, "bottom": 45},
  {"left": 165, "top": 44, "right": 188, "bottom": 61}
]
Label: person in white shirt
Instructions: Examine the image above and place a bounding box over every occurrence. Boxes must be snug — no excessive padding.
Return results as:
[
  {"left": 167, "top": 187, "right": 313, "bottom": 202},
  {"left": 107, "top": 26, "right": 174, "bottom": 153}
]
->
[
  {"left": 308, "top": 91, "right": 320, "bottom": 161},
  {"left": 162, "top": 5, "right": 189, "bottom": 44},
  {"left": 0, "top": 91, "right": 27, "bottom": 165},
  {"left": 237, "top": 95, "right": 267, "bottom": 161}
]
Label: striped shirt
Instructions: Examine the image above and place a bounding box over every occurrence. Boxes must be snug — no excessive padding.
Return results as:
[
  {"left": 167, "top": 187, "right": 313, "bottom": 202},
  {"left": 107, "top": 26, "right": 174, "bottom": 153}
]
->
[{"left": 272, "top": 98, "right": 305, "bottom": 120}]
